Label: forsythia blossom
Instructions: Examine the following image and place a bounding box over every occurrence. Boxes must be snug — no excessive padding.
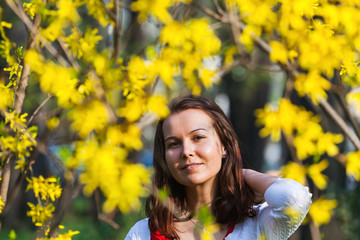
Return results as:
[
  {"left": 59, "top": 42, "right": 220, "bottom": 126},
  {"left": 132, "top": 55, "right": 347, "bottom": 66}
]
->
[
  {"left": 309, "top": 196, "right": 337, "bottom": 226},
  {"left": 345, "top": 151, "right": 360, "bottom": 181},
  {"left": 26, "top": 176, "right": 62, "bottom": 202}
]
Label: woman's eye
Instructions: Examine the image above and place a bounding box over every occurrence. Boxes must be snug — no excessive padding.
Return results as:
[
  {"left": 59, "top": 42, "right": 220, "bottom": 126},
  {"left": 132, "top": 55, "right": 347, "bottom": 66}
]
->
[
  {"left": 167, "top": 142, "right": 178, "bottom": 149},
  {"left": 193, "top": 135, "right": 205, "bottom": 141}
]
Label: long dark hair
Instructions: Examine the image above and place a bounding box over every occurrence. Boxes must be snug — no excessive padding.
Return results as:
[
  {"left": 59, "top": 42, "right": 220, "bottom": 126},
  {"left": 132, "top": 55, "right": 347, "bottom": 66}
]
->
[{"left": 146, "top": 95, "right": 256, "bottom": 239}]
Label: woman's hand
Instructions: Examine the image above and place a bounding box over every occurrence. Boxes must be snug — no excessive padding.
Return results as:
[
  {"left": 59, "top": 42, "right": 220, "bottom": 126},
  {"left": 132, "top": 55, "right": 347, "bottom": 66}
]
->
[{"left": 242, "top": 169, "right": 278, "bottom": 196}]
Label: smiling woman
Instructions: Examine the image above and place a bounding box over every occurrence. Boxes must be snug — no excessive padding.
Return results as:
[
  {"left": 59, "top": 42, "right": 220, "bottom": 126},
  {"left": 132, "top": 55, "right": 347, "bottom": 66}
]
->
[{"left": 125, "top": 95, "right": 312, "bottom": 240}]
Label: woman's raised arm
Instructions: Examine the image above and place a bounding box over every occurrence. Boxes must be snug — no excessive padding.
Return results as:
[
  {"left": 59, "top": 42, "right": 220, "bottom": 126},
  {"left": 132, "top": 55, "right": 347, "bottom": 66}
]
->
[{"left": 242, "top": 169, "right": 278, "bottom": 195}]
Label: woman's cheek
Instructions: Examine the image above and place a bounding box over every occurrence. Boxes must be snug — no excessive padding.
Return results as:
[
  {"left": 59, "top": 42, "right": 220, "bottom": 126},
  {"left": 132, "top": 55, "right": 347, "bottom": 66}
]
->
[{"left": 165, "top": 151, "right": 178, "bottom": 167}]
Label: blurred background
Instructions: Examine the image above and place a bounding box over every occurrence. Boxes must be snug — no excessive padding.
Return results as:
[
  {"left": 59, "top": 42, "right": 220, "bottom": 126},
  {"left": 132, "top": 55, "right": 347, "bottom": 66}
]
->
[{"left": 0, "top": 0, "right": 359, "bottom": 240}]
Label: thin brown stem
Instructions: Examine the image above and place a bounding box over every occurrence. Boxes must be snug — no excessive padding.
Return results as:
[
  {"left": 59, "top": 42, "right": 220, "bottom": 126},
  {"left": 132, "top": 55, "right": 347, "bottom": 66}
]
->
[
  {"left": 89, "top": 71, "right": 117, "bottom": 124},
  {"left": 319, "top": 98, "right": 360, "bottom": 150},
  {"left": 112, "top": 0, "right": 123, "bottom": 59},
  {"left": 309, "top": 218, "right": 321, "bottom": 240},
  {"left": 5, "top": 0, "right": 70, "bottom": 68},
  {"left": 213, "top": 0, "right": 226, "bottom": 15},
  {"left": 282, "top": 133, "right": 302, "bottom": 164},
  {"left": 0, "top": 1, "right": 42, "bottom": 230},
  {"left": 27, "top": 94, "right": 52, "bottom": 126},
  {"left": 332, "top": 86, "right": 360, "bottom": 139},
  {"left": 193, "top": 1, "right": 224, "bottom": 21},
  {"left": 58, "top": 37, "right": 81, "bottom": 71}
]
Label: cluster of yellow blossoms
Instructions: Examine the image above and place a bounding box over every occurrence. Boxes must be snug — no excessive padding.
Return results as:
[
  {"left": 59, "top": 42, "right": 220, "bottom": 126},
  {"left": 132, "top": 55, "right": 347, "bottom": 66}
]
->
[
  {"left": 255, "top": 99, "right": 343, "bottom": 225},
  {"left": 26, "top": 176, "right": 62, "bottom": 226}
]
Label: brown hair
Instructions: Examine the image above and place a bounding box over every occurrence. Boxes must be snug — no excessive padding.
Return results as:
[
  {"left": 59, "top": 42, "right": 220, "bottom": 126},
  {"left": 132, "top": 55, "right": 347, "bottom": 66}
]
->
[{"left": 146, "top": 95, "right": 256, "bottom": 239}]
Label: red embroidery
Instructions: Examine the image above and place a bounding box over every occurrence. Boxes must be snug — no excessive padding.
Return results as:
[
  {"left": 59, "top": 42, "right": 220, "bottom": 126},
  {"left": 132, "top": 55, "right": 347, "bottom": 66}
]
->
[
  {"left": 150, "top": 223, "right": 235, "bottom": 240},
  {"left": 151, "top": 231, "right": 167, "bottom": 240}
]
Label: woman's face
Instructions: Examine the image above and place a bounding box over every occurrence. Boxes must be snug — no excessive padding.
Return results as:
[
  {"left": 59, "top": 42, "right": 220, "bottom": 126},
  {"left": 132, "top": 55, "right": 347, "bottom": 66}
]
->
[{"left": 162, "top": 109, "right": 224, "bottom": 188}]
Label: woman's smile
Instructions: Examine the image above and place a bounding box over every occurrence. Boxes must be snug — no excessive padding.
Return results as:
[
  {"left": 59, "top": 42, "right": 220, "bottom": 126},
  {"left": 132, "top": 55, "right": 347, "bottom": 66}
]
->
[{"left": 182, "top": 162, "right": 203, "bottom": 171}]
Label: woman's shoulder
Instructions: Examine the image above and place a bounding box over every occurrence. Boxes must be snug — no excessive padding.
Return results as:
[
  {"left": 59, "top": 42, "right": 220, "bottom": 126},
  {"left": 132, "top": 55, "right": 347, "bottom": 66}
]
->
[
  {"left": 264, "top": 178, "right": 312, "bottom": 208},
  {"left": 124, "top": 218, "right": 150, "bottom": 240}
]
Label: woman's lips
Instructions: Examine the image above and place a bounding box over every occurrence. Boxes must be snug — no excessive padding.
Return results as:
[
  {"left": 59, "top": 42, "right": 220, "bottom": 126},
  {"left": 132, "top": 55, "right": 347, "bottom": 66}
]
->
[{"left": 182, "top": 163, "right": 202, "bottom": 170}]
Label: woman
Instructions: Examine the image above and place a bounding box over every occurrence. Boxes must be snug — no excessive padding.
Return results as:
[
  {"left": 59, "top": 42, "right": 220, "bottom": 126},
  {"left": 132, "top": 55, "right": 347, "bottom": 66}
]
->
[{"left": 125, "top": 95, "right": 312, "bottom": 240}]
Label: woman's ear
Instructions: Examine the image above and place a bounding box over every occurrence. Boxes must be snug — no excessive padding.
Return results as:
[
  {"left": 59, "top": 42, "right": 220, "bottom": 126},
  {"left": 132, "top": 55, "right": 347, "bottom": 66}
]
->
[{"left": 222, "top": 148, "right": 227, "bottom": 158}]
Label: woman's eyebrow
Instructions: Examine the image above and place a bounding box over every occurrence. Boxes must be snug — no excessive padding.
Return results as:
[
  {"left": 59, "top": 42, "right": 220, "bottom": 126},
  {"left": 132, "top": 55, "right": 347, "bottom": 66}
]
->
[
  {"left": 164, "top": 128, "right": 209, "bottom": 142},
  {"left": 164, "top": 136, "right": 177, "bottom": 143},
  {"left": 189, "top": 127, "right": 208, "bottom": 134}
]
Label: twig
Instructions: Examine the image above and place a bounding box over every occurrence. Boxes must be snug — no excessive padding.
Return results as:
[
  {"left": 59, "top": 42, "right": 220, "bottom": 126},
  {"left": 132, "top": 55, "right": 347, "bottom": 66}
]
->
[
  {"left": 332, "top": 86, "right": 360, "bottom": 139},
  {"left": 89, "top": 71, "right": 118, "bottom": 124},
  {"left": 193, "top": 1, "right": 224, "bottom": 22},
  {"left": 46, "top": 170, "right": 76, "bottom": 238},
  {"left": 319, "top": 98, "right": 360, "bottom": 150},
  {"left": 58, "top": 37, "right": 81, "bottom": 71},
  {"left": 282, "top": 133, "right": 302, "bottom": 164},
  {"left": 227, "top": 12, "right": 248, "bottom": 58},
  {"left": 213, "top": 0, "right": 226, "bottom": 15},
  {"left": 98, "top": 213, "right": 120, "bottom": 229},
  {"left": 5, "top": 0, "right": 70, "bottom": 68},
  {"left": 0, "top": 1, "right": 41, "bottom": 230},
  {"left": 111, "top": 0, "right": 123, "bottom": 59},
  {"left": 217, "top": 58, "right": 242, "bottom": 77},
  {"left": 27, "top": 94, "right": 53, "bottom": 126},
  {"left": 309, "top": 218, "right": 321, "bottom": 240}
]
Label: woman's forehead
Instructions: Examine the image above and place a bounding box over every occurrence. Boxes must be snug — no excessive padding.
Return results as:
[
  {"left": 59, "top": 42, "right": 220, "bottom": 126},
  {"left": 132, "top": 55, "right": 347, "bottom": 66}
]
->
[{"left": 162, "top": 109, "right": 214, "bottom": 136}]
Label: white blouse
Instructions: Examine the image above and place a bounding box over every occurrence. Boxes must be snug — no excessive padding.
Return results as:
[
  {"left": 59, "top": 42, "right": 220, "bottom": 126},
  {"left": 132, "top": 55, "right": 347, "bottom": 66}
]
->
[{"left": 125, "top": 178, "right": 312, "bottom": 240}]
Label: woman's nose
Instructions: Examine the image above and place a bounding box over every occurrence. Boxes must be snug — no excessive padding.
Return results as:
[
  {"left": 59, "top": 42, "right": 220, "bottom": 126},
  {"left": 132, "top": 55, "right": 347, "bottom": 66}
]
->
[{"left": 182, "top": 140, "right": 194, "bottom": 158}]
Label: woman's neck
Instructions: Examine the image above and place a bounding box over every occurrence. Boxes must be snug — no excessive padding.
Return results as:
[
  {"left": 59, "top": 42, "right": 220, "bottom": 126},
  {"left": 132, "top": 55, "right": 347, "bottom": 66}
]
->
[{"left": 185, "top": 180, "right": 217, "bottom": 213}]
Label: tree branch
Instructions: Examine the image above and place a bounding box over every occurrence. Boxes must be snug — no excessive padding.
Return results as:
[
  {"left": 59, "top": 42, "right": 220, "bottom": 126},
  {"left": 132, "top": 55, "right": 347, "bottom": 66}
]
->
[
  {"left": 27, "top": 94, "right": 53, "bottom": 126},
  {"left": 5, "top": 0, "right": 71, "bottom": 68},
  {"left": 319, "top": 98, "right": 360, "bottom": 150}
]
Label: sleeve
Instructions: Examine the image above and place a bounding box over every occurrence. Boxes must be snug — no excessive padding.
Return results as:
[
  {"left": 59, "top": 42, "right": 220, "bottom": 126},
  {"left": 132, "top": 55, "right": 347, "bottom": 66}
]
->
[
  {"left": 124, "top": 218, "right": 151, "bottom": 240},
  {"left": 258, "top": 178, "right": 312, "bottom": 240}
]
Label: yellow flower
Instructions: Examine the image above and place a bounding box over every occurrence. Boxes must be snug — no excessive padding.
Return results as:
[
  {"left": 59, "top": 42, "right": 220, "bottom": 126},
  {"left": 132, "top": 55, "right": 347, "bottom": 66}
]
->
[
  {"left": 309, "top": 196, "right": 337, "bottom": 226},
  {"left": 316, "top": 132, "right": 343, "bottom": 156},
  {"left": 255, "top": 103, "right": 282, "bottom": 142},
  {"left": 224, "top": 46, "right": 238, "bottom": 66},
  {"left": 201, "top": 223, "right": 220, "bottom": 240},
  {"left": 199, "top": 68, "right": 217, "bottom": 89},
  {"left": 0, "top": 83, "right": 13, "bottom": 110},
  {"left": 106, "top": 124, "right": 143, "bottom": 150},
  {"left": 23, "top": 3, "right": 36, "bottom": 19},
  {"left": 294, "top": 71, "right": 331, "bottom": 104},
  {"left": 57, "top": 0, "right": 81, "bottom": 23},
  {"left": 306, "top": 160, "right": 328, "bottom": 189},
  {"left": 270, "top": 41, "right": 289, "bottom": 64},
  {"left": 27, "top": 202, "right": 55, "bottom": 226},
  {"left": 46, "top": 117, "right": 60, "bottom": 130},
  {"left": 131, "top": 0, "right": 173, "bottom": 23},
  {"left": 346, "top": 90, "right": 360, "bottom": 113},
  {"left": 103, "top": 163, "right": 151, "bottom": 213},
  {"left": 65, "top": 28, "right": 102, "bottom": 58},
  {"left": 68, "top": 100, "right": 108, "bottom": 138},
  {"left": 26, "top": 176, "right": 62, "bottom": 202},
  {"left": 36, "top": 230, "right": 80, "bottom": 240},
  {"left": 0, "top": 196, "right": 4, "bottom": 214},
  {"left": 345, "top": 151, "right": 360, "bottom": 181},
  {"left": 40, "top": 20, "right": 64, "bottom": 42},
  {"left": 281, "top": 162, "right": 306, "bottom": 185},
  {"left": 147, "top": 95, "right": 170, "bottom": 119},
  {"left": 117, "top": 97, "right": 146, "bottom": 122},
  {"left": 160, "top": 21, "right": 188, "bottom": 47},
  {"left": 15, "top": 159, "right": 27, "bottom": 172},
  {"left": 239, "top": 25, "right": 262, "bottom": 51},
  {"left": 151, "top": 59, "right": 175, "bottom": 87}
]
